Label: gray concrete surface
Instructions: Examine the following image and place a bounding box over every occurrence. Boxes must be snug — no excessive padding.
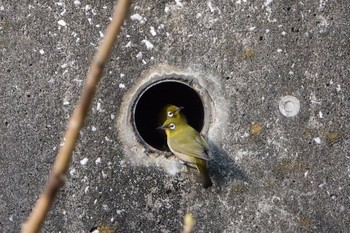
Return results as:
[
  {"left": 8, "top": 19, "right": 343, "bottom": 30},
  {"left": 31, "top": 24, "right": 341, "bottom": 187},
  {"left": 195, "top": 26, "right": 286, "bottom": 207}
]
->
[{"left": 1, "top": 0, "right": 349, "bottom": 232}]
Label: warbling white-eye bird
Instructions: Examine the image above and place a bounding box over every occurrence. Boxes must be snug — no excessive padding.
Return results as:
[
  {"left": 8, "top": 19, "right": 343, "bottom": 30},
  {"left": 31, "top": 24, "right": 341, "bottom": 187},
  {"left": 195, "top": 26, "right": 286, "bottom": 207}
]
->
[
  {"left": 158, "top": 104, "right": 187, "bottom": 126},
  {"left": 157, "top": 104, "right": 188, "bottom": 150},
  {"left": 158, "top": 116, "right": 213, "bottom": 189}
]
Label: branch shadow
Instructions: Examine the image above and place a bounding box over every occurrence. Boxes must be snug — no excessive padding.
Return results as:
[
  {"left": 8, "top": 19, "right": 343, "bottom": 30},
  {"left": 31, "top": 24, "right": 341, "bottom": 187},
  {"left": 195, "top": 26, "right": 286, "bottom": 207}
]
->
[{"left": 208, "top": 140, "right": 249, "bottom": 188}]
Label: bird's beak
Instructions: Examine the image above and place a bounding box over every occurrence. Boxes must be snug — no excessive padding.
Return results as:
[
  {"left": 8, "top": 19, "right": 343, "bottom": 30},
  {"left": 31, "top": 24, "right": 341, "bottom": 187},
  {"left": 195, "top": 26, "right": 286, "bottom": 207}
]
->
[
  {"left": 175, "top": 106, "right": 184, "bottom": 113},
  {"left": 156, "top": 126, "right": 166, "bottom": 130}
]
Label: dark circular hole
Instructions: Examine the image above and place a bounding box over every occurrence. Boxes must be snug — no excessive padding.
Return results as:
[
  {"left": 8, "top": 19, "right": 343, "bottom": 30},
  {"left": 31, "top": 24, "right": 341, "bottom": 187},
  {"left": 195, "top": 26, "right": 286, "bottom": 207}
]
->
[{"left": 133, "top": 80, "right": 205, "bottom": 150}]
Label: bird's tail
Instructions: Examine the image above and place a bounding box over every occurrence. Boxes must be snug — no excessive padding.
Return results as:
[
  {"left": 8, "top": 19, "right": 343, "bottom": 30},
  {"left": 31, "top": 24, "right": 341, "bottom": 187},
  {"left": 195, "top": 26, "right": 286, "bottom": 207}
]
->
[{"left": 196, "top": 159, "right": 213, "bottom": 189}]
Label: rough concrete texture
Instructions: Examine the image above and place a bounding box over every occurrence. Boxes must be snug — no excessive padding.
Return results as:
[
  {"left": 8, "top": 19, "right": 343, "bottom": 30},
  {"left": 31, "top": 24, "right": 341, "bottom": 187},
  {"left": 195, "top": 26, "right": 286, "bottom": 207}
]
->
[{"left": 1, "top": 0, "right": 349, "bottom": 232}]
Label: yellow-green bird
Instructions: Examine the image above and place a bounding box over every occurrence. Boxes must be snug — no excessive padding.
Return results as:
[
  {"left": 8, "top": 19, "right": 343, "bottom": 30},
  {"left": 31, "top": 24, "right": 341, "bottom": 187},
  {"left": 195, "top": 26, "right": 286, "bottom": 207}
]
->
[
  {"left": 159, "top": 116, "right": 213, "bottom": 189},
  {"left": 158, "top": 104, "right": 187, "bottom": 126}
]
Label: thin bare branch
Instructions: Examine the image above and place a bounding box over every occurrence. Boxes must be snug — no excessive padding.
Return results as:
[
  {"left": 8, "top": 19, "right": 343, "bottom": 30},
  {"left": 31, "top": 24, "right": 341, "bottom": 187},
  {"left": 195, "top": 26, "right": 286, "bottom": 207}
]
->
[
  {"left": 183, "top": 212, "right": 196, "bottom": 233},
  {"left": 21, "top": 0, "right": 131, "bottom": 232}
]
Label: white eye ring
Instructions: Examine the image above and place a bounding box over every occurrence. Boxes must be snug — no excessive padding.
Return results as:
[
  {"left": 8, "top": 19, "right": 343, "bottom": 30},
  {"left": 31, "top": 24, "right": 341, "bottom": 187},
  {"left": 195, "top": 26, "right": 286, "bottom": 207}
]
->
[
  {"left": 167, "top": 111, "right": 174, "bottom": 117},
  {"left": 169, "top": 123, "right": 176, "bottom": 130}
]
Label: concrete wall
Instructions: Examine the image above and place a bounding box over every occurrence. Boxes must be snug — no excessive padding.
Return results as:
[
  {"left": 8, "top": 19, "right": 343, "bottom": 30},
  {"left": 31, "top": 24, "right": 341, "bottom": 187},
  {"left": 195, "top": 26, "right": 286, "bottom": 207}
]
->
[{"left": 1, "top": 0, "right": 349, "bottom": 232}]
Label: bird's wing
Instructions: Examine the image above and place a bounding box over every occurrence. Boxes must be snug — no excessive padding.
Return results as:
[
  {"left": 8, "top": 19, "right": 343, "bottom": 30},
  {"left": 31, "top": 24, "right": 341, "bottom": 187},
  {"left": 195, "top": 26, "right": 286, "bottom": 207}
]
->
[{"left": 169, "top": 127, "right": 209, "bottom": 160}]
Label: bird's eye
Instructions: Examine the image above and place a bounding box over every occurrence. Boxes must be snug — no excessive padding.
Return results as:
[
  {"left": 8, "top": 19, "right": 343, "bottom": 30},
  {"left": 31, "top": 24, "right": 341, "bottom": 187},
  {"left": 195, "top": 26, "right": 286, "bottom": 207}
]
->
[
  {"left": 167, "top": 111, "right": 174, "bottom": 117},
  {"left": 169, "top": 123, "right": 176, "bottom": 130}
]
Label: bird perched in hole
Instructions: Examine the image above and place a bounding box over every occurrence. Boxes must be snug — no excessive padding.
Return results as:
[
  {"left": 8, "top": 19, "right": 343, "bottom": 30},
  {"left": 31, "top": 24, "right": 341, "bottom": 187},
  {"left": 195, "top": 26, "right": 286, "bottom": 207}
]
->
[
  {"left": 158, "top": 115, "right": 213, "bottom": 189},
  {"left": 157, "top": 104, "right": 188, "bottom": 150}
]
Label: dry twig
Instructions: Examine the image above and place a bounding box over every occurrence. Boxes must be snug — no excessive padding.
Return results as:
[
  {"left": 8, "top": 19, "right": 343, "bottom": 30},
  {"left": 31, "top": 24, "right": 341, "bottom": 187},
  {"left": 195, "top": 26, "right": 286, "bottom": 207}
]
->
[
  {"left": 183, "top": 212, "right": 196, "bottom": 233},
  {"left": 21, "top": 0, "right": 131, "bottom": 232}
]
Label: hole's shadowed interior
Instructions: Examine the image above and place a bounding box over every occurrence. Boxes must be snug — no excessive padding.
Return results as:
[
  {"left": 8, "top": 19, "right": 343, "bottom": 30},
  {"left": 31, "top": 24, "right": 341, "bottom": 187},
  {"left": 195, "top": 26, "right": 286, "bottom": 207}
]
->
[{"left": 134, "top": 81, "right": 204, "bottom": 150}]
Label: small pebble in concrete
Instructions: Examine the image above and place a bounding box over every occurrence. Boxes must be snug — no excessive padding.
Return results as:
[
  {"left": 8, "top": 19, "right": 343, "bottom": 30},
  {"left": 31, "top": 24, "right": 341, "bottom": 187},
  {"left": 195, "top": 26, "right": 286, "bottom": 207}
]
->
[
  {"left": 314, "top": 137, "right": 321, "bottom": 144},
  {"left": 279, "top": 95, "right": 300, "bottom": 117},
  {"left": 80, "top": 158, "right": 89, "bottom": 165}
]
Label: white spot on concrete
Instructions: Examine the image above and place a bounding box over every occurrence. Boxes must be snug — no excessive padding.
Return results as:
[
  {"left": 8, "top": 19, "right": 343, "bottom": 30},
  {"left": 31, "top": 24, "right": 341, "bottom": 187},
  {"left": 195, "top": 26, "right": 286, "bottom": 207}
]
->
[
  {"left": 84, "top": 186, "right": 89, "bottom": 193},
  {"left": 116, "top": 209, "right": 125, "bottom": 214},
  {"left": 304, "top": 170, "right": 309, "bottom": 177},
  {"left": 249, "top": 26, "right": 256, "bottom": 31},
  {"left": 236, "top": 0, "right": 247, "bottom": 4},
  {"left": 69, "top": 168, "right": 76, "bottom": 177},
  {"left": 91, "top": 230, "right": 99, "bottom": 233},
  {"left": 120, "top": 73, "right": 125, "bottom": 78},
  {"left": 314, "top": 137, "right": 321, "bottom": 144},
  {"left": 277, "top": 48, "right": 283, "bottom": 53},
  {"left": 62, "top": 210, "right": 66, "bottom": 215},
  {"left": 150, "top": 26, "right": 157, "bottom": 36},
  {"left": 319, "top": 111, "right": 323, "bottom": 118},
  {"left": 265, "top": 0, "right": 277, "bottom": 22},
  {"left": 336, "top": 84, "right": 341, "bottom": 92},
  {"left": 74, "top": 0, "right": 81, "bottom": 5},
  {"left": 85, "top": 5, "right": 91, "bottom": 11},
  {"left": 99, "top": 31, "right": 104, "bottom": 38},
  {"left": 96, "top": 102, "right": 103, "bottom": 112},
  {"left": 111, "top": 114, "right": 115, "bottom": 120},
  {"left": 91, "top": 126, "right": 97, "bottom": 131},
  {"left": 120, "top": 160, "right": 126, "bottom": 167},
  {"left": 175, "top": 0, "right": 183, "bottom": 6},
  {"left": 63, "top": 100, "right": 69, "bottom": 105},
  {"left": 39, "top": 49, "right": 45, "bottom": 55},
  {"left": 196, "top": 13, "right": 202, "bottom": 18},
  {"left": 130, "top": 13, "right": 143, "bottom": 21},
  {"left": 73, "top": 79, "right": 82, "bottom": 84},
  {"left": 125, "top": 41, "right": 132, "bottom": 48},
  {"left": 87, "top": 18, "right": 92, "bottom": 25},
  {"left": 102, "top": 170, "right": 107, "bottom": 178},
  {"left": 80, "top": 158, "right": 89, "bottom": 165},
  {"left": 95, "top": 157, "right": 102, "bottom": 164},
  {"left": 9, "top": 215, "right": 13, "bottom": 222},
  {"left": 164, "top": 6, "right": 170, "bottom": 13},
  {"left": 289, "top": 71, "right": 294, "bottom": 75},
  {"left": 119, "top": 83, "right": 126, "bottom": 89},
  {"left": 282, "top": 31, "right": 287, "bottom": 36},
  {"left": 0, "top": 6, "right": 4, "bottom": 11},
  {"left": 111, "top": 217, "right": 115, "bottom": 222},
  {"left": 57, "top": 20, "right": 66, "bottom": 27},
  {"left": 319, "top": 0, "right": 328, "bottom": 10},
  {"left": 208, "top": 1, "right": 215, "bottom": 12},
  {"left": 94, "top": 199, "right": 98, "bottom": 204},
  {"left": 105, "top": 136, "right": 112, "bottom": 142},
  {"left": 136, "top": 51, "right": 143, "bottom": 59},
  {"left": 329, "top": 79, "right": 333, "bottom": 85},
  {"left": 141, "top": 39, "right": 154, "bottom": 49},
  {"left": 265, "top": 0, "right": 273, "bottom": 5}
]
